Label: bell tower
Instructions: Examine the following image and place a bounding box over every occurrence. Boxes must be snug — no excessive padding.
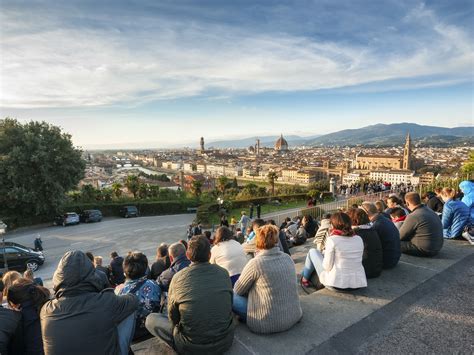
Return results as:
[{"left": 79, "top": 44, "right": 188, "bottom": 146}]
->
[{"left": 402, "top": 133, "right": 412, "bottom": 170}]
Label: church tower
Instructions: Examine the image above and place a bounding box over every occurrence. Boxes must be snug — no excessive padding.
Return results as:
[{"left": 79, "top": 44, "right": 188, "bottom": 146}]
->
[
  {"left": 199, "top": 137, "right": 205, "bottom": 154},
  {"left": 402, "top": 133, "right": 412, "bottom": 170}
]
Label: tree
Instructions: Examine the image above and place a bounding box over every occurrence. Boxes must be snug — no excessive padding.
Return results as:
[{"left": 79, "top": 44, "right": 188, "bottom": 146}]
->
[
  {"left": 112, "top": 182, "right": 123, "bottom": 199},
  {"left": 0, "top": 118, "right": 85, "bottom": 218},
  {"left": 80, "top": 184, "right": 99, "bottom": 201},
  {"left": 138, "top": 183, "right": 149, "bottom": 199},
  {"left": 125, "top": 175, "right": 140, "bottom": 198},
  {"left": 461, "top": 150, "right": 474, "bottom": 178},
  {"left": 149, "top": 185, "right": 160, "bottom": 199},
  {"left": 217, "top": 175, "right": 229, "bottom": 194},
  {"left": 267, "top": 171, "right": 279, "bottom": 195},
  {"left": 101, "top": 187, "right": 113, "bottom": 202},
  {"left": 231, "top": 177, "right": 239, "bottom": 188},
  {"left": 191, "top": 180, "right": 203, "bottom": 197}
]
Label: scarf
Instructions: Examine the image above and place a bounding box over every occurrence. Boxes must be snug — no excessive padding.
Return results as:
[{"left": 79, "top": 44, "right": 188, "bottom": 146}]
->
[
  {"left": 331, "top": 228, "right": 355, "bottom": 237},
  {"left": 392, "top": 215, "right": 407, "bottom": 223}
]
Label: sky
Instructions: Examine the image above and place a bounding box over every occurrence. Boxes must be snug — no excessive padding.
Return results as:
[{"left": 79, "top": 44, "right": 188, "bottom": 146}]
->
[{"left": 0, "top": 0, "right": 473, "bottom": 148}]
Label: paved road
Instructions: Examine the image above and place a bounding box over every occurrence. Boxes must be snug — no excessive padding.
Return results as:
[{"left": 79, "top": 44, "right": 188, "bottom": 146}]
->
[{"left": 5, "top": 214, "right": 195, "bottom": 287}]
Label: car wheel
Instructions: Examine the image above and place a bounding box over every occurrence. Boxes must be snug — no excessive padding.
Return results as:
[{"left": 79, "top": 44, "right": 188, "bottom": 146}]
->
[
  {"left": 26, "top": 260, "right": 39, "bottom": 272},
  {"left": 125, "top": 214, "right": 129, "bottom": 218}
]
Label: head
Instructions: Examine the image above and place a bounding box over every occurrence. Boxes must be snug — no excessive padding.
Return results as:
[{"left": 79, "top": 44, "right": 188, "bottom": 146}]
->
[
  {"left": 252, "top": 218, "right": 265, "bottom": 233},
  {"left": 302, "top": 214, "right": 313, "bottom": 224},
  {"left": 168, "top": 242, "right": 186, "bottom": 263},
  {"left": 404, "top": 192, "right": 422, "bottom": 211},
  {"left": 386, "top": 196, "right": 400, "bottom": 208},
  {"left": 187, "top": 235, "right": 211, "bottom": 263},
  {"left": 110, "top": 251, "right": 118, "bottom": 259},
  {"left": 241, "top": 211, "right": 246, "bottom": 216},
  {"left": 266, "top": 219, "right": 276, "bottom": 226},
  {"left": 157, "top": 244, "right": 168, "bottom": 258},
  {"left": 23, "top": 269, "right": 34, "bottom": 281},
  {"left": 322, "top": 213, "right": 331, "bottom": 220},
  {"left": 440, "top": 187, "right": 456, "bottom": 203},
  {"left": 360, "top": 202, "right": 378, "bottom": 220},
  {"left": 179, "top": 239, "right": 188, "bottom": 250},
  {"left": 255, "top": 224, "right": 279, "bottom": 250},
  {"left": 123, "top": 252, "right": 148, "bottom": 280},
  {"left": 214, "top": 226, "right": 234, "bottom": 245},
  {"left": 347, "top": 208, "right": 370, "bottom": 226},
  {"left": 85, "top": 252, "right": 94, "bottom": 263},
  {"left": 434, "top": 187, "right": 442, "bottom": 196},
  {"left": 2, "top": 271, "right": 22, "bottom": 297},
  {"left": 204, "top": 230, "right": 212, "bottom": 238},
  {"left": 390, "top": 207, "right": 406, "bottom": 220},
  {"left": 330, "top": 212, "right": 354, "bottom": 236},
  {"left": 6, "top": 278, "right": 50, "bottom": 312},
  {"left": 93, "top": 256, "right": 103, "bottom": 267},
  {"left": 375, "top": 200, "right": 387, "bottom": 213}
]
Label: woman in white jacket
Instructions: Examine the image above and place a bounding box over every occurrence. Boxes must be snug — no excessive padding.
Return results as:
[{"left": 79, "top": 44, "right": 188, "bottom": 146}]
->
[{"left": 301, "top": 212, "right": 367, "bottom": 291}]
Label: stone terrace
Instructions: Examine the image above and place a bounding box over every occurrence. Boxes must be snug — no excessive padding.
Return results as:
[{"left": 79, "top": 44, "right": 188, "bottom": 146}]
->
[{"left": 132, "top": 239, "right": 473, "bottom": 354}]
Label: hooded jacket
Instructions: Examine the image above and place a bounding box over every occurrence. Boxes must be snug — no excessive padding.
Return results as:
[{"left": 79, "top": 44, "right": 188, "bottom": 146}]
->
[
  {"left": 40, "top": 251, "right": 139, "bottom": 355},
  {"left": 459, "top": 180, "right": 474, "bottom": 219}
]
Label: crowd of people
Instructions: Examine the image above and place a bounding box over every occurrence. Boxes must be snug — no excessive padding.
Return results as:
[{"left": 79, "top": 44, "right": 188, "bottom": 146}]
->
[{"left": 0, "top": 180, "right": 472, "bottom": 354}]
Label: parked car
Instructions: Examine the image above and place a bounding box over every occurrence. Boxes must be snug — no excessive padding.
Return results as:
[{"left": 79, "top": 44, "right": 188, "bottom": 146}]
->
[
  {"left": 120, "top": 206, "right": 139, "bottom": 218},
  {"left": 0, "top": 242, "right": 45, "bottom": 271},
  {"left": 80, "top": 209, "right": 103, "bottom": 223},
  {"left": 54, "top": 212, "right": 80, "bottom": 226}
]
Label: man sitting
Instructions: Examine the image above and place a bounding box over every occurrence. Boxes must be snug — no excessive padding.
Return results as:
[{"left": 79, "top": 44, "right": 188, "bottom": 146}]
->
[
  {"left": 157, "top": 242, "right": 190, "bottom": 292},
  {"left": 399, "top": 192, "right": 444, "bottom": 257},
  {"left": 146, "top": 236, "right": 235, "bottom": 354}
]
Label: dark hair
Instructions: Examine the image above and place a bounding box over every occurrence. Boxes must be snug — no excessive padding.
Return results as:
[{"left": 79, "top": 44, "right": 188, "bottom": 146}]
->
[
  {"left": 322, "top": 213, "right": 332, "bottom": 219},
  {"left": 157, "top": 245, "right": 168, "bottom": 258},
  {"left": 387, "top": 196, "right": 400, "bottom": 205},
  {"left": 347, "top": 208, "right": 370, "bottom": 226},
  {"left": 187, "top": 236, "right": 211, "bottom": 263},
  {"left": 6, "top": 278, "right": 50, "bottom": 314},
  {"left": 351, "top": 203, "right": 359, "bottom": 209},
  {"left": 85, "top": 252, "right": 94, "bottom": 262},
  {"left": 214, "top": 226, "right": 234, "bottom": 244},
  {"left": 405, "top": 192, "right": 422, "bottom": 206},
  {"left": 390, "top": 207, "right": 406, "bottom": 218},
  {"left": 110, "top": 251, "right": 118, "bottom": 258},
  {"left": 375, "top": 200, "right": 387, "bottom": 213},
  {"left": 330, "top": 212, "right": 354, "bottom": 236},
  {"left": 204, "top": 230, "right": 212, "bottom": 238},
  {"left": 0, "top": 279, "right": 4, "bottom": 294},
  {"left": 123, "top": 252, "right": 148, "bottom": 280},
  {"left": 179, "top": 239, "right": 188, "bottom": 250},
  {"left": 252, "top": 219, "right": 265, "bottom": 229},
  {"left": 266, "top": 219, "right": 276, "bottom": 226}
]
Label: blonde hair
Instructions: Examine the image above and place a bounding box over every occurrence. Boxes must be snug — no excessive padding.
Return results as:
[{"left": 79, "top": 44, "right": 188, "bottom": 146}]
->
[
  {"left": 23, "top": 269, "right": 34, "bottom": 280},
  {"left": 255, "top": 225, "right": 279, "bottom": 250},
  {"left": 94, "top": 256, "right": 103, "bottom": 266},
  {"left": 441, "top": 187, "right": 455, "bottom": 199},
  {"left": 2, "top": 271, "right": 22, "bottom": 297}
]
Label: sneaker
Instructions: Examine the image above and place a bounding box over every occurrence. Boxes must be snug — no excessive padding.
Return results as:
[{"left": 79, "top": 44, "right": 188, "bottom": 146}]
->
[{"left": 462, "top": 231, "right": 474, "bottom": 245}]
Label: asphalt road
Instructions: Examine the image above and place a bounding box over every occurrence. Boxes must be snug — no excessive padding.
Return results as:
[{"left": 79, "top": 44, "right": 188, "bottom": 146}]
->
[{"left": 4, "top": 214, "right": 195, "bottom": 287}]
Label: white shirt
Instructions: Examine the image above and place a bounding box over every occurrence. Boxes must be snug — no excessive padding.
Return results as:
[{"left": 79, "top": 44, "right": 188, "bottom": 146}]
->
[{"left": 210, "top": 239, "right": 248, "bottom": 277}]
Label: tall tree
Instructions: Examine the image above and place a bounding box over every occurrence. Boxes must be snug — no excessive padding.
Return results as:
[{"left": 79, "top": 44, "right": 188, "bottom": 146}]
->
[
  {"left": 0, "top": 118, "right": 85, "bottom": 218},
  {"left": 125, "top": 175, "right": 140, "bottom": 198},
  {"left": 191, "top": 180, "right": 203, "bottom": 197},
  {"left": 217, "top": 175, "right": 229, "bottom": 194},
  {"left": 267, "top": 171, "right": 279, "bottom": 195},
  {"left": 111, "top": 182, "right": 123, "bottom": 199}
]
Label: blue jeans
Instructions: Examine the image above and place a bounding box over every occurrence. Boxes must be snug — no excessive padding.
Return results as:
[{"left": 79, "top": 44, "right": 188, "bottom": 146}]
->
[
  {"left": 232, "top": 293, "right": 248, "bottom": 322},
  {"left": 302, "top": 248, "right": 324, "bottom": 280},
  {"left": 117, "top": 312, "right": 136, "bottom": 355},
  {"left": 230, "top": 274, "right": 240, "bottom": 287}
]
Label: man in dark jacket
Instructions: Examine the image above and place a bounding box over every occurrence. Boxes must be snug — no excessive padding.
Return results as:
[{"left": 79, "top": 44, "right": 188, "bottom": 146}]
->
[
  {"left": 109, "top": 251, "right": 125, "bottom": 286},
  {"left": 157, "top": 242, "right": 190, "bottom": 291},
  {"left": 146, "top": 236, "right": 235, "bottom": 354},
  {"left": 0, "top": 279, "right": 21, "bottom": 354},
  {"left": 40, "top": 251, "right": 139, "bottom": 355},
  {"left": 399, "top": 192, "right": 444, "bottom": 257},
  {"left": 362, "top": 202, "right": 401, "bottom": 269},
  {"left": 149, "top": 244, "right": 171, "bottom": 280},
  {"left": 426, "top": 189, "right": 444, "bottom": 214}
]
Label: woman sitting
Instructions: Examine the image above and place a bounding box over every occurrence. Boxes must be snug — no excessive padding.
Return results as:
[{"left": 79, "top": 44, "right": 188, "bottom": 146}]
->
[
  {"left": 210, "top": 226, "right": 248, "bottom": 286},
  {"left": 233, "top": 225, "right": 302, "bottom": 334},
  {"left": 301, "top": 212, "right": 367, "bottom": 291},
  {"left": 347, "top": 208, "right": 383, "bottom": 279},
  {"left": 7, "top": 278, "right": 50, "bottom": 354},
  {"left": 440, "top": 187, "right": 471, "bottom": 239}
]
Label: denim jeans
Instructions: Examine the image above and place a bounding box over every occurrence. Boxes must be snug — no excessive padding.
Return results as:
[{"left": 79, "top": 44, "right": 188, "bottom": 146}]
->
[
  {"left": 117, "top": 312, "right": 136, "bottom": 355},
  {"left": 302, "top": 248, "right": 324, "bottom": 280},
  {"left": 232, "top": 293, "right": 248, "bottom": 322}
]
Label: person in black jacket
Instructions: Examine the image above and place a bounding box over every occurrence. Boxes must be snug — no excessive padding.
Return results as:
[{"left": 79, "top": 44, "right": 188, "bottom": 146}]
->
[
  {"left": 424, "top": 189, "right": 444, "bottom": 214},
  {"left": 157, "top": 243, "right": 191, "bottom": 292},
  {"left": 0, "top": 279, "right": 21, "bottom": 354},
  {"left": 348, "top": 208, "right": 383, "bottom": 278},
  {"left": 7, "top": 278, "right": 50, "bottom": 354},
  {"left": 109, "top": 251, "right": 125, "bottom": 286},
  {"left": 302, "top": 215, "right": 318, "bottom": 239},
  {"left": 149, "top": 244, "right": 171, "bottom": 280}
]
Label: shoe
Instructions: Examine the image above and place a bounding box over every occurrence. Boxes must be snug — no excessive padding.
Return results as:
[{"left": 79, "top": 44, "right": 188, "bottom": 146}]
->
[
  {"left": 300, "top": 277, "right": 310, "bottom": 288},
  {"left": 462, "top": 231, "right": 474, "bottom": 245}
]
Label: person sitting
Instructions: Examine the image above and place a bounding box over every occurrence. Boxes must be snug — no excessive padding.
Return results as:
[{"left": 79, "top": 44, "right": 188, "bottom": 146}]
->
[
  {"left": 2, "top": 271, "right": 22, "bottom": 301},
  {"left": 440, "top": 187, "right": 471, "bottom": 240},
  {"left": 243, "top": 219, "right": 266, "bottom": 256},
  {"left": 399, "top": 192, "right": 444, "bottom": 257},
  {"left": 203, "top": 230, "right": 213, "bottom": 245},
  {"left": 109, "top": 251, "right": 126, "bottom": 286},
  {"left": 157, "top": 242, "right": 190, "bottom": 292},
  {"left": 385, "top": 196, "right": 409, "bottom": 216},
  {"left": 314, "top": 213, "right": 331, "bottom": 252},
  {"left": 115, "top": 252, "right": 161, "bottom": 342},
  {"left": 234, "top": 227, "right": 244, "bottom": 244},
  {"left": 288, "top": 222, "right": 308, "bottom": 247},
  {"left": 233, "top": 225, "right": 302, "bottom": 333},
  {"left": 210, "top": 226, "right": 248, "bottom": 286},
  {"left": 145, "top": 236, "right": 235, "bottom": 354},
  {"left": 390, "top": 207, "right": 407, "bottom": 230},
  {"left": 426, "top": 188, "right": 444, "bottom": 214},
  {"left": 279, "top": 217, "right": 291, "bottom": 231},
  {"left": 7, "top": 278, "right": 50, "bottom": 354},
  {"left": 40, "top": 251, "right": 139, "bottom": 355},
  {"left": 347, "top": 208, "right": 383, "bottom": 279},
  {"left": 23, "top": 269, "right": 44, "bottom": 286},
  {"left": 94, "top": 256, "right": 111, "bottom": 284},
  {"left": 86, "top": 251, "right": 110, "bottom": 289},
  {"left": 149, "top": 244, "right": 171, "bottom": 280},
  {"left": 302, "top": 214, "right": 318, "bottom": 238},
  {"left": 361, "top": 202, "right": 401, "bottom": 269},
  {"left": 301, "top": 212, "right": 367, "bottom": 291},
  {"left": 0, "top": 279, "right": 21, "bottom": 354},
  {"left": 266, "top": 220, "right": 291, "bottom": 256}
]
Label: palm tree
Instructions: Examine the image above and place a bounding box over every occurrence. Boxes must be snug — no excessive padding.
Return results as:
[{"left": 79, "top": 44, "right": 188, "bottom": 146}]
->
[
  {"left": 191, "top": 180, "right": 203, "bottom": 198},
  {"left": 125, "top": 175, "right": 140, "bottom": 199},
  {"left": 138, "top": 183, "right": 149, "bottom": 199},
  {"left": 112, "top": 182, "right": 123, "bottom": 199},
  {"left": 267, "top": 171, "right": 278, "bottom": 195}
]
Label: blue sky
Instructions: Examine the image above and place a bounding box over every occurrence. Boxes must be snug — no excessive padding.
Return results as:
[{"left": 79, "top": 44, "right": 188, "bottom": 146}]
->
[{"left": 0, "top": 0, "right": 472, "bottom": 148}]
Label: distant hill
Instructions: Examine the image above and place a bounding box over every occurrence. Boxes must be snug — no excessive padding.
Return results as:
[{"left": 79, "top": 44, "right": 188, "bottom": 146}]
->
[
  {"left": 304, "top": 123, "right": 474, "bottom": 146},
  {"left": 208, "top": 135, "right": 321, "bottom": 149}
]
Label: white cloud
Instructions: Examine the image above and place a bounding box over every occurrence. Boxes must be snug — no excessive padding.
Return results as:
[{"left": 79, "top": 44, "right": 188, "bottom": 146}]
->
[{"left": 0, "top": 3, "right": 472, "bottom": 108}]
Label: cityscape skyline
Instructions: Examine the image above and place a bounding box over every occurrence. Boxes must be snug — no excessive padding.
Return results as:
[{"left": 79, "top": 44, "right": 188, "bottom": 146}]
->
[{"left": 1, "top": 0, "right": 473, "bottom": 147}]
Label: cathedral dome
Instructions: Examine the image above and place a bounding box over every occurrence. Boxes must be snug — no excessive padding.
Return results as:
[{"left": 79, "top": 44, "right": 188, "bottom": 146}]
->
[{"left": 275, "top": 134, "right": 289, "bottom": 151}]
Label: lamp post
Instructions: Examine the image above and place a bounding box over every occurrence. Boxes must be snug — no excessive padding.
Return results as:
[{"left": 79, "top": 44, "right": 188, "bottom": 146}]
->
[{"left": 0, "top": 221, "right": 7, "bottom": 271}]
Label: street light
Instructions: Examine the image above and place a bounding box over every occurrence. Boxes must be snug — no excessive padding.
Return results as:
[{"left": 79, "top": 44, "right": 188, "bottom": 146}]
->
[{"left": 0, "top": 221, "right": 7, "bottom": 271}]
